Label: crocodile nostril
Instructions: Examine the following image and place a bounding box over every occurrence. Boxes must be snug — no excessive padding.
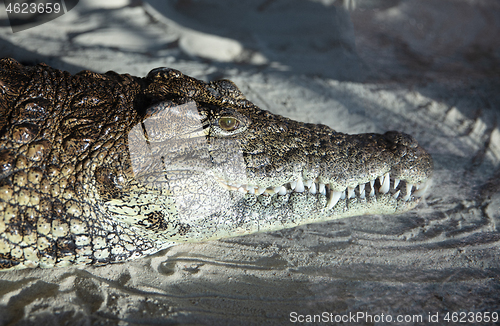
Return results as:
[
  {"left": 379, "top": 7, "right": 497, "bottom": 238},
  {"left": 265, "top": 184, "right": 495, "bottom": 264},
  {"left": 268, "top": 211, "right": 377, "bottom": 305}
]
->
[{"left": 384, "top": 131, "right": 418, "bottom": 148}]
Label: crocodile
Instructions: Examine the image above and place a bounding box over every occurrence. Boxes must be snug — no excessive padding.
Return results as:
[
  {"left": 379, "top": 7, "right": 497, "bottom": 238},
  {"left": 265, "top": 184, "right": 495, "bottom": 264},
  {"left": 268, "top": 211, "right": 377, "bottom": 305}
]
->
[{"left": 0, "top": 58, "right": 433, "bottom": 270}]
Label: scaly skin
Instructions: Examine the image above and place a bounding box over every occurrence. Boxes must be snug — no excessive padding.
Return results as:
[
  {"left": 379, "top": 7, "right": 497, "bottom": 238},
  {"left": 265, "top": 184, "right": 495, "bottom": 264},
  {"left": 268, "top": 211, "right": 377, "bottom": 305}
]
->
[{"left": 0, "top": 58, "right": 433, "bottom": 270}]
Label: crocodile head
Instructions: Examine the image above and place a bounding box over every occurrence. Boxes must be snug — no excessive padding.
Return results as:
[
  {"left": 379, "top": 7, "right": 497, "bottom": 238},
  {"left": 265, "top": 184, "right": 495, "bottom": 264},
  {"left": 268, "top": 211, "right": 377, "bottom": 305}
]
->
[
  {"left": 117, "top": 68, "right": 433, "bottom": 241},
  {"left": 0, "top": 59, "right": 433, "bottom": 269}
]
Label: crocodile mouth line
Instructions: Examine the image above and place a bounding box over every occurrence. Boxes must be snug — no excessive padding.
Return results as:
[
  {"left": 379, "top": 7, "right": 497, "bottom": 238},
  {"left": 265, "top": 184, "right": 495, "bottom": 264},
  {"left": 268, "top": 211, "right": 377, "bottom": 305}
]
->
[{"left": 216, "top": 173, "right": 431, "bottom": 210}]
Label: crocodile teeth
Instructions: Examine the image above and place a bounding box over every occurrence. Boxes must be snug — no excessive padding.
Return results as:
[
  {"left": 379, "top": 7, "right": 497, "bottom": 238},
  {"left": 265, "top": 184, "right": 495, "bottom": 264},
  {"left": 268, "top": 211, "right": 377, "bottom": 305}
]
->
[
  {"left": 414, "top": 180, "right": 430, "bottom": 197},
  {"left": 403, "top": 183, "right": 413, "bottom": 201},
  {"left": 327, "top": 191, "right": 342, "bottom": 210},
  {"left": 379, "top": 172, "right": 390, "bottom": 194},
  {"left": 393, "top": 190, "right": 400, "bottom": 199},
  {"left": 295, "top": 178, "right": 305, "bottom": 193},
  {"left": 256, "top": 187, "right": 266, "bottom": 195},
  {"left": 215, "top": 172, "right": 429, "bottom": 204},
  {"left": 347, "top": 187, "right": 355, "bottom": 199},
  {"left": 359, "top": 184, "right": 365, "bottom": 199},
  {"left": 309, "top": 183, "right": 317, "bottom": 195},
  {"left": 319, "top": 183, "right": 326, "bottom": 196}
]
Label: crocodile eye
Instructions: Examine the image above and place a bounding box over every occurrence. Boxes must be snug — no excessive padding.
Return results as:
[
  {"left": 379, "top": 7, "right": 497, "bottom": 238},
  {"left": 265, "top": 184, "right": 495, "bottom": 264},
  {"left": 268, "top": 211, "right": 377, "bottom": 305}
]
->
[{"left": 218, "top": 117, "right": 240, "bottom": 131}]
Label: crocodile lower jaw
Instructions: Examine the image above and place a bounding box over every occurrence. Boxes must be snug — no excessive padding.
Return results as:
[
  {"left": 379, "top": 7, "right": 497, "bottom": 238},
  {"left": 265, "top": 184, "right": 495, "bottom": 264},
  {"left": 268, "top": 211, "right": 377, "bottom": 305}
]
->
[{"left": 216, "top": 173, "right": 432, "bottom": 210}]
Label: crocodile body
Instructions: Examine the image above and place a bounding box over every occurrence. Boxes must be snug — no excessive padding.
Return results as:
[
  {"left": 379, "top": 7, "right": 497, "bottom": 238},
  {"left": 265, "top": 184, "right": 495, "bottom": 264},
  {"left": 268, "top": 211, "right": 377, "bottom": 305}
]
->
[{"left": 0, "top": 58, "right": 433, "bottom": 270}]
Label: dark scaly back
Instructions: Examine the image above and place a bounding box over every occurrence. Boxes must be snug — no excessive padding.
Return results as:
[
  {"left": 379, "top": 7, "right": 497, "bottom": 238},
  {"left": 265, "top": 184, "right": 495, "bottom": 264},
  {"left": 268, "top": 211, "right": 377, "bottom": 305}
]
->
[{"left": 0, "top": 58, "right": 143, "bottom": 269}]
